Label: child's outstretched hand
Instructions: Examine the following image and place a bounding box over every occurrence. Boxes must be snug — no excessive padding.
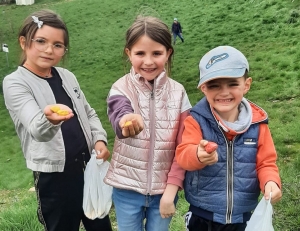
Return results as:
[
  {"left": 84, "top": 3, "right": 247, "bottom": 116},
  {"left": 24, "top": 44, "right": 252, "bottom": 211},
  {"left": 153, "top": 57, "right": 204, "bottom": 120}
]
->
[
  {"left": 44, "top": 104, "right": 74, "bottom": 125},
  {"left": 264, "top": 181, "right": 282, "bottom": 204},
  {"left": 119, "top": 113, "right": 144, "bottom": 137},
  {"left": 197, "top": 140, "right": 218, "bottom": 165}
]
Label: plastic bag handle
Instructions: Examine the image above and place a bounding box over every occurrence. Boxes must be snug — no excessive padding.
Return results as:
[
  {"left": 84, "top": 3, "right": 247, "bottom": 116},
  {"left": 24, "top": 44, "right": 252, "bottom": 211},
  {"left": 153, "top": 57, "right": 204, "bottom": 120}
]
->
[
  {"left": 91, "top": 149, "right": 104, "bottom": 165},
  {"left": 268, "top": 192, "right": 272, "bottom": 205}
]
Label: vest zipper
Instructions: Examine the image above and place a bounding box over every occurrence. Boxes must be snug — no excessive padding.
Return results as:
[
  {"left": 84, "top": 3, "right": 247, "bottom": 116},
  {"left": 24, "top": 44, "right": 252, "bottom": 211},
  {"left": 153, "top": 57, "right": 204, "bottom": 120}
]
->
[
  {"left": 226, "top": 139, "right": 234, "bottom": 223},
  {"left": 147, "top": 85, "right": 155, "bottom": 194},
  {"left": 218, "top": 125, "right": 236, "bottom": 224}
]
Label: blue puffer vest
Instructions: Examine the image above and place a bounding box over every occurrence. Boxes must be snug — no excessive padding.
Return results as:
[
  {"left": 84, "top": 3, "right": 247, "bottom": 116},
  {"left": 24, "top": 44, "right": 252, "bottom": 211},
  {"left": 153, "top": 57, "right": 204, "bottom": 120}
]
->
[{"left": 184, "top": 98, "right": 267, "bottom": 224}]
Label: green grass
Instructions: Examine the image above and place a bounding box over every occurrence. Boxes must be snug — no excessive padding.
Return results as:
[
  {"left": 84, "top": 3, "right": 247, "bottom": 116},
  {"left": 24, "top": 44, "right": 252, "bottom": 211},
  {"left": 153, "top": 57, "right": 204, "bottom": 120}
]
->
[
  {"left": 0, "top": 189, "right": 41, "bottom": 230},
  {"left": 1, "top": 0, "right": 300, "bottom": 230}
]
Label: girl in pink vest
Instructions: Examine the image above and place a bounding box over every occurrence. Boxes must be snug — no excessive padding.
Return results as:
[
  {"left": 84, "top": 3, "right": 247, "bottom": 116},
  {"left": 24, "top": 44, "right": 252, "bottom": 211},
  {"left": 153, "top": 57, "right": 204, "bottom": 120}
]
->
[{"left": 104, "top": 16, "right": 192, "bottom": 231}]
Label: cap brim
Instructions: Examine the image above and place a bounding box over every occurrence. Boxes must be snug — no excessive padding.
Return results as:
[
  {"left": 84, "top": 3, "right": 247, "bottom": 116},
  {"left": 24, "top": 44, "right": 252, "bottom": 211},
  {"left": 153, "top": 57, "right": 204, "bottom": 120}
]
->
[{"left": 197, "top": 68, "right": 246, "bottom": 88}]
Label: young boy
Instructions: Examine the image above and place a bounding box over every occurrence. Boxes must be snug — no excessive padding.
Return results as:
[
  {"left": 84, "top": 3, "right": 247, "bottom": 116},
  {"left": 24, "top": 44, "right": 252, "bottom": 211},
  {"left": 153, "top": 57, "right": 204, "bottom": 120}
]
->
[{"left": 176, "top": 46, "right": 282, "bottom": 231}]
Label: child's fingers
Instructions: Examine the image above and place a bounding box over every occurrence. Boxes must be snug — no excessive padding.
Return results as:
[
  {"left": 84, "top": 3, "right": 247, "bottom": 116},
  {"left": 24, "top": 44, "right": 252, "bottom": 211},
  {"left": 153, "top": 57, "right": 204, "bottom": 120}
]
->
[
  {"left": 54, "top": 112, "right": 74, "bottom": 122},
  {"left": 119, "top": 114, "right": 144, "bottom": 134},
  {"left": 128, "top": 123, "right": 137, "bottom": 136},
  {"left": 199, "top": 139, "right": 209, "bottom": 149},
  {"left": 207, "top": 152, "right": 218, "bottom": 165},
  {"left": 270, "top": 190, "right": 282, "bottom": 204},
  {"left": 135, "top": 115, "right": 144, "bottom": 131},
  {"left": 264, "top": 181, "right": 282, "bottom": 204},
  {"left": 96, "top": 149, "right": 110, "bottom": 161},
  {"left": 53, "top": 112, "right": 74, "bottom": 121},
  {"left": 122, "top": 123, "right": 136, "bottom": 137},
  {"left": 131, "top": 119, "right": 143, "bottom": 134},
  {"left": 121, "top": 119, "right": 143, "bottom": 137},
  {"left": 264, "top": 186, "right": 272, "bottom": 200},
  {"left": 197, "top": 145, "right": 215, "bottom": 165},
  {"left": 122, "top": 126, "right": 130, "bottom": 137},
  {"left": 197, "top": 140, "right": 218, "bottom": 165}
]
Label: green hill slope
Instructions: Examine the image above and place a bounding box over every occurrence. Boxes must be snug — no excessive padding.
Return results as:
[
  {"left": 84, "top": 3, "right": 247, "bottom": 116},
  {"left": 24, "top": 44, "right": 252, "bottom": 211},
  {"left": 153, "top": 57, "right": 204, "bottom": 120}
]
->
[{"left": 1, "top": 0, "right": 300, "bottom": 230}]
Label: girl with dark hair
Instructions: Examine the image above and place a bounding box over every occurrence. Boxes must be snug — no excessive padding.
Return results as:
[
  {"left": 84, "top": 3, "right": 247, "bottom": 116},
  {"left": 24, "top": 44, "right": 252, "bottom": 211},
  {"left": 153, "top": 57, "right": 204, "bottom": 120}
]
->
[{"left": 3, "top": 9, "right": 112, "bottom": 231}]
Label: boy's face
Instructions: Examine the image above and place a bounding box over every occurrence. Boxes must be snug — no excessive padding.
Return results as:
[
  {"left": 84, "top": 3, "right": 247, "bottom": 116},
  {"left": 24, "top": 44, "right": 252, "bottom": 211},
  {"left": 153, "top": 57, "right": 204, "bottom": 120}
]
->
[{"left": 200, "top": 77, "right": 252, "bottom": 121}]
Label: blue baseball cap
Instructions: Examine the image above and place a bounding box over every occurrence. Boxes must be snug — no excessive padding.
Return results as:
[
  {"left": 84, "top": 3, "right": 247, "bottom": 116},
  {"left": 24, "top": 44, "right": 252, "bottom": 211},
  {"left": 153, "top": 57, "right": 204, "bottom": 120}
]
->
[{"left": 198, "top": 46, "right": 249, "bottom": 87}]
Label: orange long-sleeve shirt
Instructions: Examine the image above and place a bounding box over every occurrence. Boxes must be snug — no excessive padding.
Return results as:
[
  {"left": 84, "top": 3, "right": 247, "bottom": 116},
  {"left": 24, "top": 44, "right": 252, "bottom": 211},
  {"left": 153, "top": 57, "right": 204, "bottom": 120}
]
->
[{"left": 176, "top": 105, "right": 281, "bottom": 192}]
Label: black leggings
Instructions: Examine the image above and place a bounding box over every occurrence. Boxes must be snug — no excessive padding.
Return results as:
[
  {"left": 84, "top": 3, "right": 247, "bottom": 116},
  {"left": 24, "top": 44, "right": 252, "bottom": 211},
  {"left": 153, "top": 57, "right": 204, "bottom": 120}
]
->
[
  {"left": 33, "top": 160, "right": 112, "bottom": 231},
  {"left": 185, "top": 211, "right": 247, "bottom": 231}
]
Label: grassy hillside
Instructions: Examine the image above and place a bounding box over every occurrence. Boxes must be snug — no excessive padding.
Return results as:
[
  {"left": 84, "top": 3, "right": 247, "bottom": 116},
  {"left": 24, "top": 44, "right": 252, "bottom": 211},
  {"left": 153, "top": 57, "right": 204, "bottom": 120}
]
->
[{"left": 1, "top": 0, "right": 300, "bottom": 230}]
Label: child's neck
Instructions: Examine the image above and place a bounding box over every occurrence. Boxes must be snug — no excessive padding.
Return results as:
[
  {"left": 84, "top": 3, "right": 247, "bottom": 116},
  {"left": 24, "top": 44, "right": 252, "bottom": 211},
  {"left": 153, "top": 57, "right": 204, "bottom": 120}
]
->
[
  {"left": 213, "top": 108, "right": 239, "bottom": 123},
  {"left": 23, "top": 63, "right": 52, "bottom": 78}
]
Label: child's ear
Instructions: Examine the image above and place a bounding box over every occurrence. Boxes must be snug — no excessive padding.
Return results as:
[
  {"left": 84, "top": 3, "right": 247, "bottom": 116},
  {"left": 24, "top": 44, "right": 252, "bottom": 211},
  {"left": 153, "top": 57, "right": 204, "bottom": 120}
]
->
[
  {"left": 243, "top": 77, "right": 252, "bottom": 94},
  {"left": 19, "top": 36, "right": 26, "bottom": 50},
  {"left": 167, "top": 48, "right": 173, "bottom": 58},
  {"left": 200, "top": 84, "right": 207, "bottom": 94},
  {"left": 125, "top": 48, "right": 131, "bottom": 61}
]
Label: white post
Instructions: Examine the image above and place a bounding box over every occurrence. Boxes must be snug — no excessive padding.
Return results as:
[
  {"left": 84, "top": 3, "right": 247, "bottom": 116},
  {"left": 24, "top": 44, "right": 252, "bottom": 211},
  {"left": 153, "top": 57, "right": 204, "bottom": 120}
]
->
[{"left": 2, "top": 43, "right": 9, "bottom": 67}]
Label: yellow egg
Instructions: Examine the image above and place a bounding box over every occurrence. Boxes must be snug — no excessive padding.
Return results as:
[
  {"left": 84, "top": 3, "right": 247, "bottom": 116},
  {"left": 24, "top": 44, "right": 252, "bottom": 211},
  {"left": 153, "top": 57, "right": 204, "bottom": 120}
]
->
[
  {"left": 56, "top": 110, "right": 69, "bottom": 116},
  {"left": 124, "top": 121, "right": 132, "bottom": 127},
  {"left": 50, "top": 105, "right": 60, "bottom": 113}
]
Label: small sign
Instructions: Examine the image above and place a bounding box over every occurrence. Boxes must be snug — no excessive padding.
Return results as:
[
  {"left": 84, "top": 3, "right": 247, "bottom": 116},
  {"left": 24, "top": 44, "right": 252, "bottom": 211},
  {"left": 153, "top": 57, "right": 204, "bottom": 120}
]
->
[{"left": 2, "top": 44, "right": 8, "bottom": 53}]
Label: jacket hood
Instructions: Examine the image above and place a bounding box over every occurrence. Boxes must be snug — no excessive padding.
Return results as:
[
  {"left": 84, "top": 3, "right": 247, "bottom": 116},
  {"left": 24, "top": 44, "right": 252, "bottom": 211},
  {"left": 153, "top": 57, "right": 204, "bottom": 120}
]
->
[{"left": 249, "top": 100, "right": 268, "bottom": 123}]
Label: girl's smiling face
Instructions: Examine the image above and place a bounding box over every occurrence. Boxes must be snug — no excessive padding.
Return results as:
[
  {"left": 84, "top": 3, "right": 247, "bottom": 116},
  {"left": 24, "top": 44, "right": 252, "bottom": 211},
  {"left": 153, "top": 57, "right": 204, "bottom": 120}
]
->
[
  {"left": 200, "top": 77, "right": 252, "bottom": 122},
  {"left": 125, "top": 35, "right": 172, "bottom": 81}
]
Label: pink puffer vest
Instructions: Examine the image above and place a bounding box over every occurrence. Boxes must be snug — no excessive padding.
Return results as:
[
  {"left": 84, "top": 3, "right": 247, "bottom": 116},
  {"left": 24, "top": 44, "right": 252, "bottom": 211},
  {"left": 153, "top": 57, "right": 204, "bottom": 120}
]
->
[{"left": 104, "top": 69, "right": 186, "bottom": 195}]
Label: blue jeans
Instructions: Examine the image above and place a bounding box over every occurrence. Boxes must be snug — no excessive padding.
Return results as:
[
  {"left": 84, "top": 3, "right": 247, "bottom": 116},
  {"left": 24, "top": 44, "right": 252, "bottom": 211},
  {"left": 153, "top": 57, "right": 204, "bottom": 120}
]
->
[
  {"left": 173, "top": 32, "right": 184, "bottom": 44},
  {"left": 113, "top": 187, "right": 178, "bottom": 231}
]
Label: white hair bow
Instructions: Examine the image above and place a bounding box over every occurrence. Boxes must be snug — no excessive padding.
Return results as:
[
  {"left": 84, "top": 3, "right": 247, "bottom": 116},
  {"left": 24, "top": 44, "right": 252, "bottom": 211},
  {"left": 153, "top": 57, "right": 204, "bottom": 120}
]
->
[{"left": 31, "top": 16, "right": 43, "bottom": 28}]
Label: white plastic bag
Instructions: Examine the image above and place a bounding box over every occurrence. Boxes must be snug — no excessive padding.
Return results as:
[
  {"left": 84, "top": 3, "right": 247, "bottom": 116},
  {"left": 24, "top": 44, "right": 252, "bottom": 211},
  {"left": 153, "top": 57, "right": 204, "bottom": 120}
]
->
[
  {"left": 245, "top": 192, "right": 274, "bottom": 231},
  {"left": 83, "top": 150, "right": 113, "bottom": 219}
]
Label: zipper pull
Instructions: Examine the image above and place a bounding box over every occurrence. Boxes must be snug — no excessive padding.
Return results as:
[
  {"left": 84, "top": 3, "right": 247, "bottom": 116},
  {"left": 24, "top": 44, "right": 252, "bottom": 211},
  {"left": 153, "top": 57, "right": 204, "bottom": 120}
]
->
[{"left": 151, "top": 90, "right": 154, "bottom": 99}]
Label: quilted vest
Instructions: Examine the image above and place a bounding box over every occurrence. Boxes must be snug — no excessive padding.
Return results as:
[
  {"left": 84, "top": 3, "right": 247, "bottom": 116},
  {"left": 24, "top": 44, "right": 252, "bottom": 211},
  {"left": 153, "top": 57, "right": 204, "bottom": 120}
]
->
[
  {"left": 105, "top": 69, "right": 186, "bottom": 195},
  {"left": 184, "top": 97, "right": 266, "bottom": 224}
]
